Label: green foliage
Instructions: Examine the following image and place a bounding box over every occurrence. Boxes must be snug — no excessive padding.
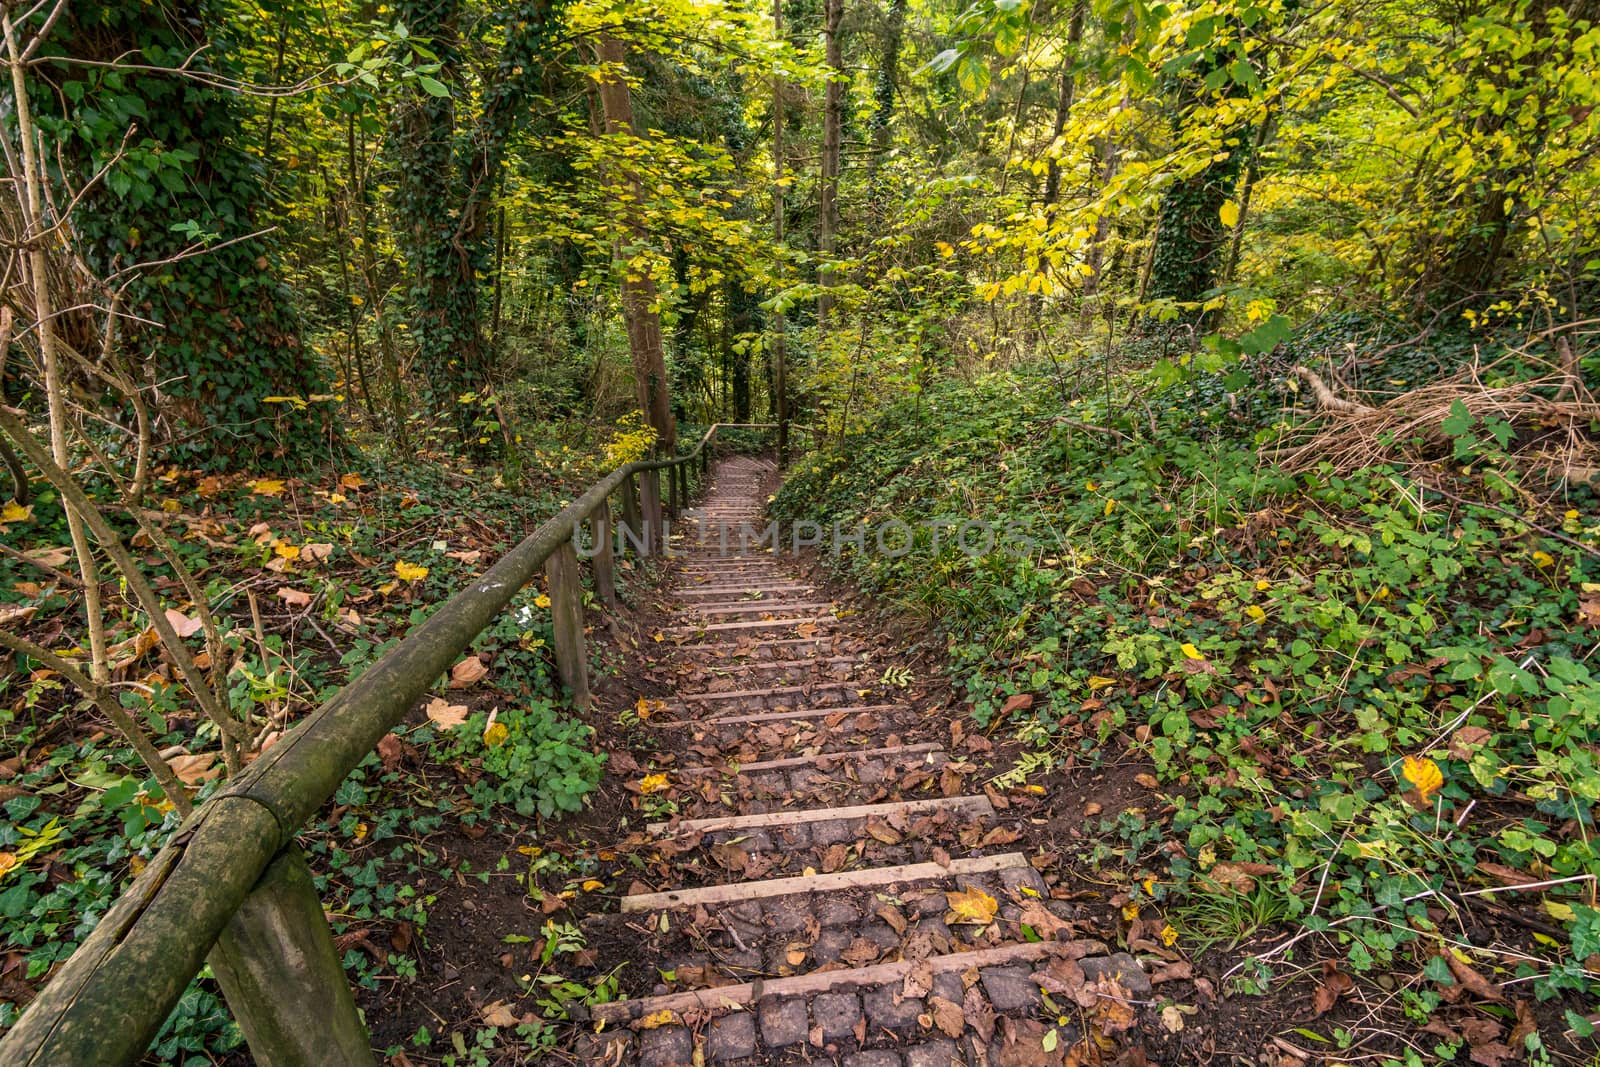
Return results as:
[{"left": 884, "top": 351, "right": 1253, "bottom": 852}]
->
[
  {"left": 31, "top": 0, "right": 328, "bottom": 467},
  {"left": 778, "top": 352, "right": 1600, "bottom": 1004},
  {"left": 443, "top": 702, "right": 606, "bottom": 819}
]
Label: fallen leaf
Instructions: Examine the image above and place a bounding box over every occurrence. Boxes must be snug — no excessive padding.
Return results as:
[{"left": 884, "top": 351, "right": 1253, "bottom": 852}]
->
[
  {"left": 1313, "top": 959, "right": 1353, "bottom": 1016},
  {"left": 1402, "top": 755, "right": 1444, "bottom": 801},
  {"left": 250, "top": 479, "right": 286, "bottom": 497},
  {"left": 394, "top": 560, "right": 429, "bottom": 582},
  {"left": 946, "top": 885, "right": 999, "bottom": 926},
  {"left": 276, "top": 586, "right": 313, "bottom": 608},
  {"left": 163, "top": 609, "right": 203, "bottom": 637},
  {"left": 167, "top": 751, "right": 220, "bottom": 786},
  {"left": 450, "top": 657, "right": 488, "bottom": 687},
  {"left": 926, "top": 995, "right": 964, "bottom": 1038},
  {"left": 425, "top": 698, "right": 469, "bottom": 730},
  {"left": 1445, "top": 952, "right": 1506, "bottom": 1002}
]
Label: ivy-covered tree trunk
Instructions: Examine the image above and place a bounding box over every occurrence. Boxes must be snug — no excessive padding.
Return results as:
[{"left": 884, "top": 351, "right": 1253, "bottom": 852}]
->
[
  {"left": 390, "top": 0, "right": 564, "bottom": 441},
  {"left": 869, "top": 0, "right": 908, "bottom": 185},
  {"left": 33, "top": 0, "right": 326, "bottom": 468}
]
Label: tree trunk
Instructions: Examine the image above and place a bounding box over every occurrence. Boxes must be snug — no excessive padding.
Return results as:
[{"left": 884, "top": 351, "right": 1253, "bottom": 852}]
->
[
  {"left": 772, "top": 0, "right": 790, "bottom": 461},
  {"left": 596, "top": 35, "right": 678, "bottom": 454},
  {"left": 818, "top": 0, "right": 844, "bottom": 325},
  {"left": 869, "top": 0, "right": 908, "bottom": 191}
]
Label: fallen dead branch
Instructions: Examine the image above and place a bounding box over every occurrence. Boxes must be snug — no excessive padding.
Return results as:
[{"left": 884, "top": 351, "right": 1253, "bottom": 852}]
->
[{"left": 1274, "top": 364, "right": 1600, "bottom": 483}]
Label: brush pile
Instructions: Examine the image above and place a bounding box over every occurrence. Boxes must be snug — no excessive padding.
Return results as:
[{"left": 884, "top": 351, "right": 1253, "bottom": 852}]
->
[{"left": 1272, "top": 360, "right": 1600, "bottom": 484}]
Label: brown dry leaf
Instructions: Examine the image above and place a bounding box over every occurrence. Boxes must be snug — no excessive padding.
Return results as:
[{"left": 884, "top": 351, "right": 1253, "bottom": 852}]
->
[
  {"left": 450, "top": 657, "right": 489, "bottom": 688},
  {"left": 300, "top": 542, "right": 335, "bottom": 563},
  {"left": 709, "top": 843, "right": 749, "bottom": 875},
  {"left": 964, "top": 983, "right": 997, "bottom": 1043},
  {"left": 865, "top": 816, "right": 903, "bottom": 845},
  {"left": 1312, "top": 959, "right": 1353, "bottom": 1016},
  {"left": 1085, "top": 977, "right": 1137, "bottom": 1035},
  {"left": 996, "top": 1017, "right": 1065, "bottom": 1067},
  {"left": 168, "top": 752, "right": 220, "bottom": 786},
  {"left": 276, "top": 586, "right": 313, "bottom": 608},
  {"left": 925, "top": 995, "right": 965, "bottom": 1038},
  {"left": 903, "top": 958, "right": 934, "bottom": 999},
  {"left": 1449, "top": 725, "right": 1494, "bottom": 757},
  {"left": 1468, "top": 1044, "right": 1516, "bottom": 1067},
  {"left": 980, "top": 825, "right": 1022, "bottom": 847},
  {"left": 377, "top": 734, "right": 404, "bottom": 772},
  {"left": 875, "top": 903, "right": 907, "bottom": 935},
  {"left": 480, "top": 1001, "right": 519, "bottom": 1027},
  {"left": 946, "top": 885, "right": 999, "bottom": 926},
  {"left": 163, "top": 609, "right": 204, "bottom": 638},
  {"left": 820, "top": 843, "right": 850, "bottom": 873},
  {"left": 1477, "top": 862, "right": 1537, "bottom": 887},
  {"left": 425, "top": 697, "right": 470, "bottom": 730},
  {"left": 1445, "top": 952, "right": 1506, "bottom": 1002},
  {"left": 1133, "top": 773, "right": 1160, "bottom": 789},
  {"left": 1019, "top": 900, "right": 1073, "bottom": 940},
  {"left": 1150, "top": 960, "right": 1193, "bottom": 984},
  {"left": 1083, "top": 801, "right": 1103, "bottom": 817},
  {"left": 841, "top": 937, "right": 881, "bottom": 966},
  {"left": 1033, "top": 957, "right": 1094, "bottom": 1009},
  {"left": 1205, "top": 861, "right": 1271, "bottom": 893},
  {"left": 1000, "top": 693, "right": 1034, "bottom": 716}
]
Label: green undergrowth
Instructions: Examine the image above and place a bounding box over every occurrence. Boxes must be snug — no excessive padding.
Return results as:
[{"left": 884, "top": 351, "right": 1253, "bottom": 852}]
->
[
  {"left": 775, "top": 347, "right": 1600, "bottom": 1044},
  {"left": 0, "top": 438, "right": 628, "bottom": 1062}
]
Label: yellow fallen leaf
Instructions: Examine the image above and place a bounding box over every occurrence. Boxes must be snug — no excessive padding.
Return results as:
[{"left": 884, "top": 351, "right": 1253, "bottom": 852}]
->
[
  {"left": 637, "top": 1009, "right": 682, "bottom": 1030},
  {"left": 394, "top": 560, "right": 429, "bottom": 582},
  {"left": 1, "top": 501, "right": 32, "bottom": 523},
  {"left": 1160, "top": 923, "right": 1179, "bottom": 946},
  {"left": 1104, "top": 498, "right": 1117, "bottom": 516},
  {"left": 1546, "top": 900, "right": 1577, "bottom": 922},
  {"left": 1121, "top": 902, "right": 1140, "bottom": 921},
  {"left": 1087, "top": 675, "right": 1118, "bottom": 691},
  {"left": 352, "top": 822, "right": 369, "bottom": 840},
  {"left": 1402, "top": 755, "right": 1444, "bottom": 801},
  {"left": 0, "top": 852, "right": 18, "bottom": 879},
  {"left": 639, "top": 773, "right": 670, "bottom": 794},
  {"left": 1244, "top": 605, "right": 1266, "bottom": 623},
  {"left": 581, "top": 879, "right": 605, "bottom": 892},
  {"left": 1532, "top": 550, "right": 1555, "bottom": 568},
  {"left": 339, "top": 472, "right": 367, "bottom": 490},
  {"left": 250, "top": 479, "right": 286, "bottom": 497},
  {"left": 274, "top": 543, "right": 300, "bottom": 560},
  {"left": 1255, "top": 580, "right": 1271, "bottom": 591},
  {"left": 534, "top": 593, "right": 552, "bottom": 609},
  {"left": 945, "top": 886, "right": 998, "bottom": 926},
  {"left": 1179, "top": 643, "right": 1205, "bottom": 660},
  {"left": 483, "top": 721, "right": 509, "bottom": 747}
]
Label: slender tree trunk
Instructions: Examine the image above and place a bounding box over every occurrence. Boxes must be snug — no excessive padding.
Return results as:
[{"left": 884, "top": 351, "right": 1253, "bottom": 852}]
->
[
  {"left": 817, "top": 0, "right": 844, "bottom": 325},
  {"left": 772, "top": 0, "right": 789, "bottom": 461},
  {"left": 596, "top": 35, "right": 677, "bottom": 453}
]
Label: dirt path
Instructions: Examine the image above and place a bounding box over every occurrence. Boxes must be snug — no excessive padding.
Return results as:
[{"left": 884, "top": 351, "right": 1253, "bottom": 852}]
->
[{"left": 574, "top": 457, "right": 1151, "bottom": 1066}]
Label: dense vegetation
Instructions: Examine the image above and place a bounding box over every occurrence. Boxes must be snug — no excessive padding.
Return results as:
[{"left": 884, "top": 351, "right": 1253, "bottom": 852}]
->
[{"left": 1, "top": 0, "right": 1598, "bottom": 1058}]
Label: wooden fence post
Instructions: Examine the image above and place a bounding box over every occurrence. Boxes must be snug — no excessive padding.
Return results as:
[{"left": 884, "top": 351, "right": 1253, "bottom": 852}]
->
[
  {"left": 207, "top": 846, "right": 373, "bottom": 1067},
  {"left": 621, "top": 472, "right": 642, "bottom": 555},
  {"left": 667, "top": 461, "right": 680, "bottom": 518},
  {"left": 589, "top": 498, "right": 616, "bottom": 608},
  {"left": 546, "top": 540, "right": 590, "bottom": 707},
  {"left": 641, "top": 470, "right": 663, "bottom": 554}
]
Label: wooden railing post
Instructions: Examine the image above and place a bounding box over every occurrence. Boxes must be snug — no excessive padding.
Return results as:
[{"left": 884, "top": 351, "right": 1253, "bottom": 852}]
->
[
  {"left": 667, "top": 461, "right": 680, "bottom": 518},
  {"left": 545, "top": 539, "right": 590, "bottom": 707},
  {"left": 207, "top": 846, "right": 373, "bottom": 1067},
  {"left": 621, "top": 472, "right": 643, "bottom": 555},
  {"left": 589, "top": 497, "right": 616, "bottom": 608},
  {"left": 641, "top": 470, "right": 663, "bottom": 554}
]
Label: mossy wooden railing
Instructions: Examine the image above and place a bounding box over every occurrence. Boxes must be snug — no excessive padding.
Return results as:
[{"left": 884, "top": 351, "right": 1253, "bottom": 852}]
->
[{"left": 0, "top": 423, "right": 795, "bottom": 1067}]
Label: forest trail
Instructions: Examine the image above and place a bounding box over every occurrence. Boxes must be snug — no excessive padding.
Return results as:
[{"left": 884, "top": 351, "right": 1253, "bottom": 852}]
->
[{"left": 578, "top": 456, "right": 1150, "bottom": 1066}]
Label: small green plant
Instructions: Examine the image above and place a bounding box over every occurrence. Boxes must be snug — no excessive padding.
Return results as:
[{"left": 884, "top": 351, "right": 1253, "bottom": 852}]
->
[{"left": 445, "top": 701, "right": 605, "bottom": 818}]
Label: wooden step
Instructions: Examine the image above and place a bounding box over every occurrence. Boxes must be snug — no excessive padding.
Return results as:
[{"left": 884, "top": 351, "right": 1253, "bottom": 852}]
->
[
  {"left": 680, "top": 681, "right": 859, "bottom": 702},
  {"left": 677, "top": 583, "right": 814, "bottom": 596},
  {"left": 682, "top": 601, "right": 835, "bottom": 616},
  {"left": 592, "top": 939, "right": 1120, "bottom": 1026},
  {"left": 687, "top": 741, "right": 942, "bottom": 773},
  {"left": 666, "top": 616, "right": 835, "bottom": 635},
  {"left": 655, "top": 703, "right": 904, "bottom": 727},
  {"left": 647, "top": 794, "right": 992, "bottom": 835},
  {"left": 620, "top": 850, "right": 1025, "bottom": 912}
]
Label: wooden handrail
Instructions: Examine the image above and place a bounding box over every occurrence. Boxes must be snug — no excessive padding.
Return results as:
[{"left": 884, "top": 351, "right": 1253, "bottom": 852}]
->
[{"left": 0, "top": 422, "right": 795, "bottom": 1066}]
